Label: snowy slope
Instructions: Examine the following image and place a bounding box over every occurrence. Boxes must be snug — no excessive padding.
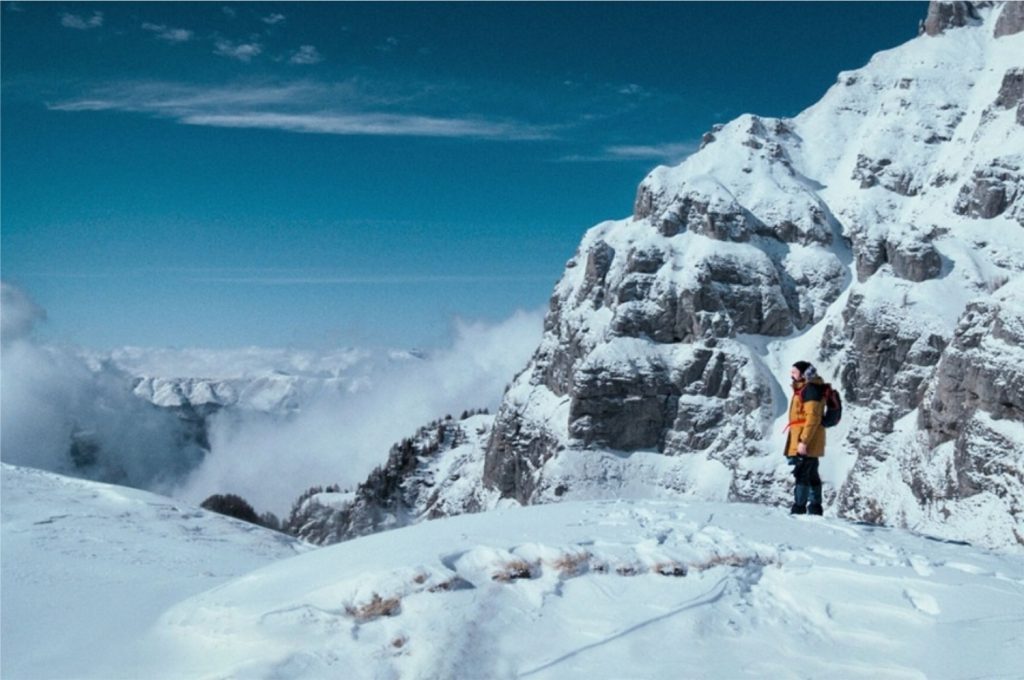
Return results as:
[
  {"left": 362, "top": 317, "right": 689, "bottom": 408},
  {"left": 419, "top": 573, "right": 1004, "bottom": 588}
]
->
[
  {"left": 117, "top": 499, "right": 1024, "bottom": 679},
  {"left": 0, "top": 464, "right": 306, "bottom": 680}
]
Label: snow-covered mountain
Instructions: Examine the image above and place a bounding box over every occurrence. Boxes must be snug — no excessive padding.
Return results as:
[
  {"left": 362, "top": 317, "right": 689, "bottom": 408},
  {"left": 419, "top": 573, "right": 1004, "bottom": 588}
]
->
[
  {"left": 7, "top": 463, "right": 1021, "bottom": 679},
  {"left": 305, "top": 1, "right": 1024, "bottom": 551},
  {"left": 481, "top": 0, "right": 1024, "bottom": 549},
  {"left": 103, "top": 346, "right": 417, "bottom": 413}
]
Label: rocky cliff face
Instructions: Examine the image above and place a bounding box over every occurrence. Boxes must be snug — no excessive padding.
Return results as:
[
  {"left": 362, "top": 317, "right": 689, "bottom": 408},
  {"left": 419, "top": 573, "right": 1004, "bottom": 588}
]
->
[
  {"left": 285, "top": 413, "right": 496, "bottom": 544},
  {"left": 994, "top": 0, "right": 1024, "bottom": 37},
  {"left": 310, "top": 1, "right": 1024, "bottom": 550},
  {"left": 467, "top": 0, "right": 1024, "bottom": 550}
]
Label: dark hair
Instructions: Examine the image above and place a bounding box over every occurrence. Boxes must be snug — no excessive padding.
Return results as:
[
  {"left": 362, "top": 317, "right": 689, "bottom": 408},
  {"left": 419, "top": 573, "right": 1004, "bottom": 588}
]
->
[{"left": 792, "top": 361, "right": 812, "bottom": 376}]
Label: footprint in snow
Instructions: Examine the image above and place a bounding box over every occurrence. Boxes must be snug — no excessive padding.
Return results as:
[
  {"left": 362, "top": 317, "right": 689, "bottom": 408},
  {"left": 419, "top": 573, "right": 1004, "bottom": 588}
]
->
[
  {"left": 908, "top": 554, "right": 933, "bottom": 577},
  {"left": 903, "top": 588, "right": 940, "bottom": 616}
]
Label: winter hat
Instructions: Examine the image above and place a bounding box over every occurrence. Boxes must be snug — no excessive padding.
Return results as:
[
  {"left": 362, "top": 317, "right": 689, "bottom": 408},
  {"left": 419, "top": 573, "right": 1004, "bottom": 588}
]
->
[{"left": 792, "top": 361, "right": 813, "bottom": 378}]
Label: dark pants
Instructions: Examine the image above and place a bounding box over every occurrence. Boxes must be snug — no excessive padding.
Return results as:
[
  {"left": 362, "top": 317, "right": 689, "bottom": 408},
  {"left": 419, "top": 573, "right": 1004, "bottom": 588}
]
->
[{"left": 790, "top": 456, "right": 822, "bottom": 512}]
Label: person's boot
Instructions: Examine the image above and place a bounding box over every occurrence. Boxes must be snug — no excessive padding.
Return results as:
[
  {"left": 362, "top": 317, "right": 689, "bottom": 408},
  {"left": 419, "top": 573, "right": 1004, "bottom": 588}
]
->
[
  {"left": 791, "top": 484, "right": 810, "bottom": 514},
  {"left": 808, "top": 484, "right": 823, "bottom": 515}
]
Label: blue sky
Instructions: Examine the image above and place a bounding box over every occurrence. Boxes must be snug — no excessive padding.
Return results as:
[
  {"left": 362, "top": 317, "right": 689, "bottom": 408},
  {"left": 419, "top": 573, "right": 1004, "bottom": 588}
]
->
[{"left": 2, "top": 1, "right": 927, "bottom": 350}]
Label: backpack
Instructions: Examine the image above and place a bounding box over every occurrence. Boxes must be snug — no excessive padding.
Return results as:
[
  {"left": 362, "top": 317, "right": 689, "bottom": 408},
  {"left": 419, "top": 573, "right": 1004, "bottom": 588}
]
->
[
  {"left": 799, "top": 382, "right": 843, "bottom": 428},
  {"left": 820, "top": 384, "right": 843, "bottom": 428}
]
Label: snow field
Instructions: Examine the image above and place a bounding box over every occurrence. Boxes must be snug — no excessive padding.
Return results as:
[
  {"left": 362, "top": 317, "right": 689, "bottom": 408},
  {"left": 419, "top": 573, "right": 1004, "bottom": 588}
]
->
[
  {"left": 130, "top": 499, "right": 1024, "bottom": 680},
  {"left": 0, "top": 464, "right": 306, "bottom": 680}
]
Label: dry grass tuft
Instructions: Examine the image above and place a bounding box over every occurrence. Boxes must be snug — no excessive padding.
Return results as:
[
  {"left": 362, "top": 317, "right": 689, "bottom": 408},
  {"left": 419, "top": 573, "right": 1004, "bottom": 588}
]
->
[
  {"left": 345, "top": 593, "right": 402, "bottom": 622},
  {"left": 690, "top": 554, "right": 775, "bottom": 573},
  {"left": 552, "top": 551, "right": 592, "bottom": 577},
  {"left": 492, "top": 559, "right": 535, "bottom": 582},
  {"left": 654, "top": 561, "right": 688, "bottom": 577},
  {"left": 427, "top": 576, "right": 473, "bottom": 593}
]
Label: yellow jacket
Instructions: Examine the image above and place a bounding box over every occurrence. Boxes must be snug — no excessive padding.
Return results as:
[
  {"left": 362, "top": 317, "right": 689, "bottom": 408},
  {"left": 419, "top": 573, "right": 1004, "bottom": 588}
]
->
[{"left": 785, "top": 377, "right": 826, "bottom": 457}]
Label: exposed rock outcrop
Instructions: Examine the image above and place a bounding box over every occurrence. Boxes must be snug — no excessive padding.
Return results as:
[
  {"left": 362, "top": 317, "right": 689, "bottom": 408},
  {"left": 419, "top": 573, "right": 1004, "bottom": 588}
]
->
[
  {"left": 484, "top": 406, "right": 562, "bottom": 503},
  {"left": 954, "top": 157, "right": 1024, "bottom": 223},
  {"left": 994, "top": 0, "right": 1024, "bottom": 37},
  {"left": 822, "top": 292, "right": 947, "bottom": 415},
  {"left": 994, "top": 67, "right": 1024, "bottom": 109},
  {"left": 286, "top": 413, "right": 495, "bottom": 544},
  {"left": 920, "top": 1, "right": 981, "bottom": 36},
  {"left": 849, "top": 225, "right": 944, "bottom": 283},
  {"left": 919, "top": 296, "right": 1024, "bottom": 448},
  {"left": 853, "top": 155, "right": 921, "bottom": 196},
  {"left": 837, "top": 282, "right": 1024, "bottom": 541}
]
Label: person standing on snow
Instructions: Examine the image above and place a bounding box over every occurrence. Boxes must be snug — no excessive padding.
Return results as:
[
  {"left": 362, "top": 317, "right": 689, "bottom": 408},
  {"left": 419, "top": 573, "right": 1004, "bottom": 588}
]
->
[{"left": 785, "top": 361, "right": 826, "bottom": 515}]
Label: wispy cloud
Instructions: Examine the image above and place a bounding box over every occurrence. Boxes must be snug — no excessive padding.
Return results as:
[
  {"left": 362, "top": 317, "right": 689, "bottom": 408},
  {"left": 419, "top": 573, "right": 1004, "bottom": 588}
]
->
[
  {"left": 262, "top": 13, "right": 286, "bottom": 25},
  {"left": 61, "top": 11, "right": 103, "bottom": 30},
  {"left": 289, "top": 45, "right": 323, "bottom": 65},
  {"left": 142, "top": 22, "right": 194, "bottom": 43},
  {"left": 222, "top": 6, "right": 237, "bottom": 19},
  {"left": 559, "top": 141, "right": 699, "bottom": 164},
  {"left": 180, "top": 111, "right": 549, "bottom": 139},
  {"left": 48, "top": 81, "right": 554, "bottom": 141},
  {"left": 605, "top": 143, "right": 699, "bottom": 160},
  {"left": 214, "top": 39, "right": 263, "bottom": 62}
]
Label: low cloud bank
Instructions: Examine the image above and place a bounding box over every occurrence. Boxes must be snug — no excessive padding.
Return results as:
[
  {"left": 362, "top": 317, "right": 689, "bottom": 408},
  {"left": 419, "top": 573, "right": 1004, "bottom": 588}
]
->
[
  {"left": 1, "top": 283, "right": 204, "bottom": 491},
  {"left": 1, "top": 282, "right": 544, "bottom": 516},
  {"left": 176, "top": 310, "right": 544, "bottom": 516}
]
